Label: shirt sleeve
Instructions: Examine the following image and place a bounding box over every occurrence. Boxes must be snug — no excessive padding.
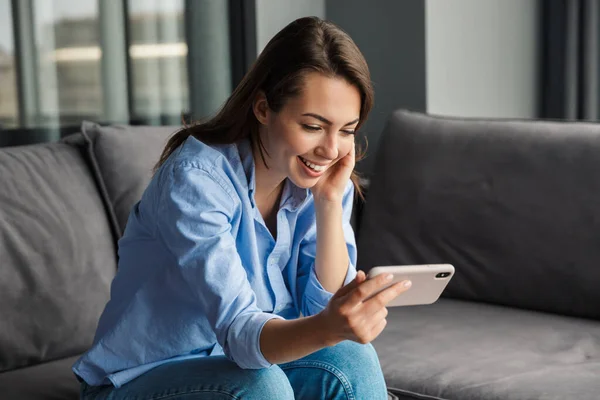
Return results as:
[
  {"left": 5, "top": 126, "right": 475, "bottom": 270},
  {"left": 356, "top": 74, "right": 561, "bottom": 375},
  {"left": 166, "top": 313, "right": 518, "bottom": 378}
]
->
[
  {"left": 296, "top": 180, "right": 358, "bottom": 316},
  {"left": 156, "top": 162, "right": 283, "bottom": 369}
]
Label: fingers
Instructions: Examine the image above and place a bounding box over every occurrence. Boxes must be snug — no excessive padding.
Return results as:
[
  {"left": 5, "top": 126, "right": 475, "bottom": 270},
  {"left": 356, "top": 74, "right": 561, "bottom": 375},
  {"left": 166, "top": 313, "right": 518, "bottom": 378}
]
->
[
  {"left": 336, "top": 142, "right": 355, "bottom": 169},
  {"left": 343, "top": 272, "right": 396, "bottom": 307},
  {"left": 356, "top": 308, "right": 389, "bottom": 344},
  {"left": 334, "top": 270, "right": 366, "bottom": 298},
  {"left": 362, "top": 280, "right": 412, "bottom": 312},
  {"left": 370, "top": 305, "right": 388, "bottom": 323},
  {"left": 370, "top": 317, "right": 388, "bottom": 339}
]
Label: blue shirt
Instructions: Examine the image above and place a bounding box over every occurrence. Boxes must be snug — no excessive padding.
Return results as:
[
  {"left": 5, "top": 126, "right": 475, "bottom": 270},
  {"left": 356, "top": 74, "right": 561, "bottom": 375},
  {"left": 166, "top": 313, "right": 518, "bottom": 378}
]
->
[{"left": 72, "top": 136, "right": 357, "bottom": 388}]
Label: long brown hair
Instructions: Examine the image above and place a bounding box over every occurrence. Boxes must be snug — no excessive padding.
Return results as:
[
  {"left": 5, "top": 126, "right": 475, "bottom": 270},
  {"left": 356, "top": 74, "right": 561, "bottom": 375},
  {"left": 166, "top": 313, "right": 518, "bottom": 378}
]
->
[{"left": 154, "top": 16, "right": 373, "bottom": 198}]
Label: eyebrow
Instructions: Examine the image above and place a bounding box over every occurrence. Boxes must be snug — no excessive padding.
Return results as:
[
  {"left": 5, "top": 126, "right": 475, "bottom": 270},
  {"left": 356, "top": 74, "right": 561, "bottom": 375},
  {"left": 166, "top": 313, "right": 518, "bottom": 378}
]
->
[{"left": 302, "top": 113, "right": 359, "bottom": 127}]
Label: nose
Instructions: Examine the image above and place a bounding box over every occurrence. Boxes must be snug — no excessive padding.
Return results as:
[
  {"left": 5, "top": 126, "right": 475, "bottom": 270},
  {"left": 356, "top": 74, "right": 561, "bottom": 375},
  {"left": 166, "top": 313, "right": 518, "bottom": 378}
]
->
[{"left": 316, "top": 133, "right": 339, "bottom": 160}]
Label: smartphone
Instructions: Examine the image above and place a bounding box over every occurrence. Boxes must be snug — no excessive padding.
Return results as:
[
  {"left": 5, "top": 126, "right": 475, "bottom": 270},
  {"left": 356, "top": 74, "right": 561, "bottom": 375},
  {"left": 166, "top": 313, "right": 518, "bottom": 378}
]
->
[{"left": 366, "top": 264, "right": 455, "bottom": 307}]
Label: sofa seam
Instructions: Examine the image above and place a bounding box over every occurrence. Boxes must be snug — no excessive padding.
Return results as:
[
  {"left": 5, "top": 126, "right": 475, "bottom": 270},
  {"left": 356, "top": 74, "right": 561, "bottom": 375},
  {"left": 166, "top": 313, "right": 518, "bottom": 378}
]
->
[
  {"left": 79, "top": 121, "right": 123, "bottom": 248},
  {"left": 386, "top": 386, "right": 448, "bottom": 400}
]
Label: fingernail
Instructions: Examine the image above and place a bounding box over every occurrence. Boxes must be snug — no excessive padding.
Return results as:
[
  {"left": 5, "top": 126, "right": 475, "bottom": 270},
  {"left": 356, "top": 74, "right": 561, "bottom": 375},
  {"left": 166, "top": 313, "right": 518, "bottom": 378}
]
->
[
  {"left": 403, "top": 280, "right": 412, "bottom": 288},
  {"left": 385, "top": 274, "right": 394, "bottom": 282}
]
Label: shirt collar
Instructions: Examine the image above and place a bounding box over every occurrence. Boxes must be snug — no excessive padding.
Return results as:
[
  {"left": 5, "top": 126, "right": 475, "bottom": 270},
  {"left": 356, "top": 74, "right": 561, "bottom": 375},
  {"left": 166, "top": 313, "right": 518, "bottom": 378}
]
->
[
  {"left": 280, "top": 179, "right": 309, "bottom": 211},
  {"left": 236, "top": 137, "right": 309, "bottom": 211}
]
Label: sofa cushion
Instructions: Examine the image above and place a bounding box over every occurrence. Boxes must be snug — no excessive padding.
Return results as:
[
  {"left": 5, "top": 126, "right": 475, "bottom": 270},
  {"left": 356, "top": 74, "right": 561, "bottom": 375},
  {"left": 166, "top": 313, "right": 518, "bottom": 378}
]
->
[
  {"left": 80, "top": 121, "right": 179, "bottom": 235},
  {"left": 375, "top": 299, "right": 600, "bottom": 400},
  {"left": 0, "top": 143, "right": 116, "bottom": 372},
  {"left": 0, "top": 354, "right": 400, "bottom": 400},
  {"left": 358, "top": 110, "right": 600, "bottom": 320},
  {"left": 0, "top": 355, "right": 80, "bottom": 400}
]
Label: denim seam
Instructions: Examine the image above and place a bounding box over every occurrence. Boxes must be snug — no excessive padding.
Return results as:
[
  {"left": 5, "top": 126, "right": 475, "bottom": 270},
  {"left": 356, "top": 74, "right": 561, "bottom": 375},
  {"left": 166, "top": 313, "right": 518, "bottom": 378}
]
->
[
  {"left": 81, "top": 383, "right": 107, "bottom": 398},
  {"left": 82, "top": 383, "right": 242, "bottom": 400},
  {"left": 280, "top": 360, "right": 355, "bottom": 400},
  {"left": 147, "top": 388, "right": 240, "bottom": 400}
]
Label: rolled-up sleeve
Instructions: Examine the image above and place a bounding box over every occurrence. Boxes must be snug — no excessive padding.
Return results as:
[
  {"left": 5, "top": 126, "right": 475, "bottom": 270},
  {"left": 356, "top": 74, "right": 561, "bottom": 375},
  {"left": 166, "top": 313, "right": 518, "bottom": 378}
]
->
[
  {"left": 157, "top": 162, "right": 282, "bottom": 369},
  {"left": 297, "top": 181, "right": 358, "bottom": 316}
]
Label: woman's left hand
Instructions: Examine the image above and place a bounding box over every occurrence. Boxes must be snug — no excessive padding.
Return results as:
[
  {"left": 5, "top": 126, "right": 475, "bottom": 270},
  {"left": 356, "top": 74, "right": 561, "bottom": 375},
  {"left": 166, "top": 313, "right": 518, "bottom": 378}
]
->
[{"left": 311, "top": 141, "right": 355, "bottom": 205}]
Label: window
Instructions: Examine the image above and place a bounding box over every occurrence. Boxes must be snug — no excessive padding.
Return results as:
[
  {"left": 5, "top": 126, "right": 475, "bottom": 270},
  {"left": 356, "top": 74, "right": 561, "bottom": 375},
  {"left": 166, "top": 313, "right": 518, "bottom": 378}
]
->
[
  {"left": 127, "top": 0, "right": 188, "bottom": 125},
  {"left": 33, "top": 0, "right": 103, "bottom": 126},
  {"left": 0, "top": 0, "right": 18, "bottom": 128},
  {"left": 0, "top": 0, "right": 252, "bottom": 146}
]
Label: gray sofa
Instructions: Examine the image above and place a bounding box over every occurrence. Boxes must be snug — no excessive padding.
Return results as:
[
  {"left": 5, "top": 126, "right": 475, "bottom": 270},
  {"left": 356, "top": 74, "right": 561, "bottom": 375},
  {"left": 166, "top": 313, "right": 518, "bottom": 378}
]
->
[{"left": 1, "top": 110, "right": 599, "bottom": 399}]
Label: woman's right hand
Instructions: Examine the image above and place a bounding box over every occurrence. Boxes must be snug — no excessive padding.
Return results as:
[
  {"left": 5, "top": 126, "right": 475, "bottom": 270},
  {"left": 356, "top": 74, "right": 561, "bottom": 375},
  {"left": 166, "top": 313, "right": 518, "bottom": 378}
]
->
[{"left": 317, "top": 270, "right": 412, "bottom": 346}]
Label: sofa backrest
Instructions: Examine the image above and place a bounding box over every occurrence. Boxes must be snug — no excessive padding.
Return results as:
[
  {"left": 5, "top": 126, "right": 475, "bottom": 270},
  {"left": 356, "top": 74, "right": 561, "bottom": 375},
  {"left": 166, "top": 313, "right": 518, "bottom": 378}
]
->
[
  {"left": 358, "top": 110, "right": 600, "bottom": 320},
  {"left": 80, "top": 121, "right": 180, "bottom": 236},
  {"left": 0, "top": 139, "right": 117, "bottom": 372}
]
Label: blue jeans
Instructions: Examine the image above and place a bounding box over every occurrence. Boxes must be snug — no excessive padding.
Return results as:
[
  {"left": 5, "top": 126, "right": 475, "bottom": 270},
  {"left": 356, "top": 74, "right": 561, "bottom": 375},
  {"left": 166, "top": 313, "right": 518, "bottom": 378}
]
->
[{"left": 80, "top": 341, "right": 388, "bottom": 399}]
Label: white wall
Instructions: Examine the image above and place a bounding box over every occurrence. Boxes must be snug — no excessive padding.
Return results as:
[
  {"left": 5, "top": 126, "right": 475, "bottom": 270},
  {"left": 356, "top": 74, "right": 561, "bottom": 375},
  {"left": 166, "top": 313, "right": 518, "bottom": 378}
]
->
[
  {"left": 426, "top": 0, "right": 539, "bottom": 118},
  {"left": 255, "top": 0, "right": 325, "bottom": 55}
]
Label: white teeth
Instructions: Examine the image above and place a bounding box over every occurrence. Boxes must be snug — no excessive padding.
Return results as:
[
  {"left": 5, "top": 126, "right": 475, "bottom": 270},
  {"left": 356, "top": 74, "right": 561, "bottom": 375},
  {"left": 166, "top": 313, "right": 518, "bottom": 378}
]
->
[{"left": 300, "top": 157, "right": 325, "bottom": 172}]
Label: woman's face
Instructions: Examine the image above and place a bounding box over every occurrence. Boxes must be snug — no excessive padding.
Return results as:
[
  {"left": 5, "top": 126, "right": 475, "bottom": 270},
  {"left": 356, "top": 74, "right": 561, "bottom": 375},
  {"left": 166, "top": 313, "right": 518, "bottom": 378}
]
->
[{"left": 255, "top": 72, "right": 361, "bottom": 189}]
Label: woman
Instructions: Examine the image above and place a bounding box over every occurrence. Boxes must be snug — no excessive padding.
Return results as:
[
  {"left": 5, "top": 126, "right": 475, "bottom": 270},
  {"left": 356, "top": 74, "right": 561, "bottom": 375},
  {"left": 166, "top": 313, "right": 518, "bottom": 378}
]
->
[{"left": 73, "top": 16, "right": 412, "bottom": 400}]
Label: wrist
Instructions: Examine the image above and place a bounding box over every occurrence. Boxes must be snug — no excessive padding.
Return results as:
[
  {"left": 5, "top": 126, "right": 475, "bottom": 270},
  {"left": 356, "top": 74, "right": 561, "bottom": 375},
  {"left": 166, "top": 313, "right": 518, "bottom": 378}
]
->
[
  {"left": 314, "top": 198, "right": 343, "bottom": 215},
  {"left": 311, "top": 311, "right": 340, "bottom": 348}
]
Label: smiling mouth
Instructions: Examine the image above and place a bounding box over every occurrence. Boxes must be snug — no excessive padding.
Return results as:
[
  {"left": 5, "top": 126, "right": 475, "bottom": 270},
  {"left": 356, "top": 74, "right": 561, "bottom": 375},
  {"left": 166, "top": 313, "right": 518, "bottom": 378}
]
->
[{"left": 298, "top": 156, "right": 328, "bottom": 172}]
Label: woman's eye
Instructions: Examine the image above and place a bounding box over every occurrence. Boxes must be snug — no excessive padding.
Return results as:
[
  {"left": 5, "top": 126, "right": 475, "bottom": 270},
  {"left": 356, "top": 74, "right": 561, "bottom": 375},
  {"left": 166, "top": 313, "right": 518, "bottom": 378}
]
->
[
  {"left": 341, "top": 130, "right": 355, "bottom": 135},
  {"left": 302, "top": 124, "right": 322, "bottom": 132}
]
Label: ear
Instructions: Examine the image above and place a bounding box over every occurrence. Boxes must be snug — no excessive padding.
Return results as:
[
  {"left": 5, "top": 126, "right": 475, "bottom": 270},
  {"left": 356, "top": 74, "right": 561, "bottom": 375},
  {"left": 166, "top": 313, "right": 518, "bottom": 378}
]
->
[{"left": 252, "top": 91, "right": 269, "bottom": 125}]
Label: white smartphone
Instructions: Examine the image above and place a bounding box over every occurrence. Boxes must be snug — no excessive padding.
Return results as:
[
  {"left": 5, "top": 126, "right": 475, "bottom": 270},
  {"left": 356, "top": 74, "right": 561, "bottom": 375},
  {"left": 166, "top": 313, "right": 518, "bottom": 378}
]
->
[{"left": 366, "top": 264, "right": 455, "bottom": 307}]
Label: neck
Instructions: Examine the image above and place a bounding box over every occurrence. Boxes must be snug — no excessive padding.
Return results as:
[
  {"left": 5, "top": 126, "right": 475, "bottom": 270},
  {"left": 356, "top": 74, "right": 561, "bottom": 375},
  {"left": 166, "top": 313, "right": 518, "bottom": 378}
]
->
[{"left": 251, "top": 139, "right": 285, "bottom": 208}]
